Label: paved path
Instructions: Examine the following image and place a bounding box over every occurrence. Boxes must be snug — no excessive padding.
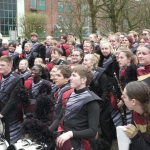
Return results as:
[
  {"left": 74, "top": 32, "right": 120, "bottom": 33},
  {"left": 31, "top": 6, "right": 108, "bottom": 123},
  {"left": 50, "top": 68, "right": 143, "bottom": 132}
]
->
[{"left": 111, "top": 139, "right": 118, "bottom": 150}]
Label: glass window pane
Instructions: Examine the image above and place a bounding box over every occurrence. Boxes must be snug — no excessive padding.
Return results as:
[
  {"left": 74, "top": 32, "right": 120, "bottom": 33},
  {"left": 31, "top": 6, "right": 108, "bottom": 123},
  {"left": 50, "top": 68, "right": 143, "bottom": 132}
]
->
[
  {"left": 83, "top": 16, "right": 88, "bottom": 27},
  {"left": 39, "top": 0, "right": 45, "bottom": 10},
  {"left": 30, "top": 0, "right": 37, "bottom": 9},
  {"left": 82, "top": 4, "right": 88, "bottom": 13},
  {"left": 58, "top": 14, "right": 63, "bottom": 26},
  {"left": 58, "top": 2, "right": 63, "bottom": 12},
  {"left": 0, "top": 1, "right": 16, "bottom": 36},
  {"left": 66, "top": 2, "right": 71, "bottom": 12},
  {"left": 66, "top": 17, "right": 70, "bottom": 25}
]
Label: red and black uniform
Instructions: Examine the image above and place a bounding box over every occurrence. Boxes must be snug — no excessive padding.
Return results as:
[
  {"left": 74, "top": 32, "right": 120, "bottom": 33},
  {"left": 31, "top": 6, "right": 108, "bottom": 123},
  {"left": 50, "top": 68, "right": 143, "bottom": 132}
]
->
[
  {"left": 0, "top": 46, "right": 8, "bottom": 57},
  {"left": 46, "top": 59, "right": 70, "bottom": 71},
  {"left": 49, "top": 87, "right": 103, "bottom": 150},
  {"left": 24, "top": 78, "right": 52, "bottom": 120},
  {"left": 119, "top": 64, "right": 137, "bottom": 125},
  {"left": 53, "top": 83, "right": 73, "bottom": 121},
  {"left": 137, "top": 64, "right": 150, "bottom": 86},
  {"left": 89, "top": 67, "right": 111, "bottom": 146},
  {"left": 19, "top": 52, "right": 35, "bottom": 69},
  {"left": 98, "top": 54, "right": 121, "bottom": 144},
  {"left": 31, "top": 41, "right": 46, "bottom": 62},
  {"left": 0, "top": 72, "right": 24, "bottom": 144},
  {"left": 119, "top": 64, "right": 137, "bottom": 89},
  {"left": 129, "top": 111, "right": 150, "bottom": 150},
  {"left": 17, "top": 70, "right": 31, "bottom": 81},
  {"left": 57, "top": 43, "right": 71, "bottom": 57}
]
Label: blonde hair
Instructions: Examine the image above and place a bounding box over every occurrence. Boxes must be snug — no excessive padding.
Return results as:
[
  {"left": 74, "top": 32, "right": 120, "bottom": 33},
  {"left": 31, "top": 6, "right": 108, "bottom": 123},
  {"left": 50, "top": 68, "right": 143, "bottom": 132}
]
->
[
  {"left": 0, "top": 56, "right": 13, "bottom": 65},
  {"left": 101, "top": 42, "right": 113, "bottom": 54},
  {"left": 34, "top": 58, "right": 45, "bottom": 68},
  {"left": 85, "top": 53, "right": 100, "bottom": 68},
  {"left": 19, "top": 59, "right": 30, "bottom": 71},
  {"left": 50, "top": 40, "right": 58, "bottom": 46}
]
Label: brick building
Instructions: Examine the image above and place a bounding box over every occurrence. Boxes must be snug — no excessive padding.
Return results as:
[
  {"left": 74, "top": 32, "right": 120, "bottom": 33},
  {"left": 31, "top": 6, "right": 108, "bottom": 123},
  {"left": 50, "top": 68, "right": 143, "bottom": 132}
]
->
[
  {"left": 24, "top": 0, "right": 58, "bottom": 37},
  {"left": 24, "top": 0, "right": 72, "bottom": 37},
  {"left": 0, "top": 0, "right": 84, "bottom": 38}
]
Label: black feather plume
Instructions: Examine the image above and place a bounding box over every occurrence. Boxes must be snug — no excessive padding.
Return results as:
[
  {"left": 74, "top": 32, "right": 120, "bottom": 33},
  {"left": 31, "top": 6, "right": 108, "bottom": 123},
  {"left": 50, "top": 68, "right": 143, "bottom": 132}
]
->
[
  {"left": 16, "top": 85, "right": 30, "bottom": 107},
  {"left": 22, "top": 118, "right": 55, "bottom": 148},
  {"left": 33, "top": 94, "right": 54, "bottom": 123}
]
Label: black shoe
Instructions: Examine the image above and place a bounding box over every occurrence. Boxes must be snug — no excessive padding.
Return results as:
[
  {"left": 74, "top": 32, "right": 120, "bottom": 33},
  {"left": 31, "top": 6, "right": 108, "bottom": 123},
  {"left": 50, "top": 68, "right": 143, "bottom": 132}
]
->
[{"left": 96, "top": 139, "right": 111, "bottom": 150}]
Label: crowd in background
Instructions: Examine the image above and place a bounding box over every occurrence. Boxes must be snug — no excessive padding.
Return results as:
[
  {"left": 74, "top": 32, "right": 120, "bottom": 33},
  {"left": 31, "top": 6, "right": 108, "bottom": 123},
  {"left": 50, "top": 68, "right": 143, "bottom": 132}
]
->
[{"left": 0, "top": 29, "right": 150, "bottom": 150}]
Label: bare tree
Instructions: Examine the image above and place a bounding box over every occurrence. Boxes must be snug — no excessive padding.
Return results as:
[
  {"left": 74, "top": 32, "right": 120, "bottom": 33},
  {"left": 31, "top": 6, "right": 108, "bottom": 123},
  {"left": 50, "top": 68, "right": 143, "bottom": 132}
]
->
[
  {"left": 86, "top": 0, "right": 103, "bottom": 33},
  {"left": 58, "top": 0, "right": 90, "bottom": 42},
  {"left": 139, "top": 0, "right": 150, "bottom": 29}
]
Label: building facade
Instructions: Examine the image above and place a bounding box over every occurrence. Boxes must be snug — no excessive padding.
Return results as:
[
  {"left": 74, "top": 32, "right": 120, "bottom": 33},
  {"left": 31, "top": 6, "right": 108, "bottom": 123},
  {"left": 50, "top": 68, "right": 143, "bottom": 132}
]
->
[
  {"left": 0, "top": 0, "right": 89, "bottom": 38},
  {"left": 24, "top": 0, "right": 58, "bottom": 37},
  {"left": 0, "top": 0, "right": 17, "bottom": 37}
]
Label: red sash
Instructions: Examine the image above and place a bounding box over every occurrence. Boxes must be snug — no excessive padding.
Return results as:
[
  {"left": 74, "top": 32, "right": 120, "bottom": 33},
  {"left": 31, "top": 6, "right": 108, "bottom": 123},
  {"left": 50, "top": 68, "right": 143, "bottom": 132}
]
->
[
  {"left": 46, "top": 61, "right": 55, "bottom": 71},
  {"left": 2, "top": 50, "right": 8, "bottom": 56},
  {"left": 109, "top": 92, "right": 118, "bottom": 109}
]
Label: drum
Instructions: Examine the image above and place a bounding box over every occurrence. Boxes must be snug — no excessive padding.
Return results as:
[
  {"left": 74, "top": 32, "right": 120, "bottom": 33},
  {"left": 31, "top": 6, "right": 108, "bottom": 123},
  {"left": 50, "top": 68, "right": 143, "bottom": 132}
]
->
[
  {"left": 0, "top": 137, "right": 9, "bottom": 150},
  {"left": 0, "top": 119, "right": 3, "bottom": 135},
  {"left": 7, "top": 139, "right": 45, "bottom": 150}
]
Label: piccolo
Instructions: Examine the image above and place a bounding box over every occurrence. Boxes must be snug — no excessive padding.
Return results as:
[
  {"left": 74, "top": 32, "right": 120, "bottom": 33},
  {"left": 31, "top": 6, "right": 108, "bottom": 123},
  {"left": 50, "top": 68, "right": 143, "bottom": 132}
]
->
[
  {"left": 113, "top": 72, "right": 127, "bottom": 125},
  {"left": 114, "top": 72, "right": 123, "bottom": 93}
]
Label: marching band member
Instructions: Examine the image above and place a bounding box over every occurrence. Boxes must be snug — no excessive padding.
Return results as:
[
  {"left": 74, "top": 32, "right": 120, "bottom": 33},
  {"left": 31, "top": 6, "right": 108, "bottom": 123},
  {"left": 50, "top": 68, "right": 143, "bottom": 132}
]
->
[
  {"left": 117, "top": 48, "right": 137, "bottom": 125},
  {"left": 0, "top": 56, "right": 24, "bottom": 144},
  {"left": 17, "top": 59, "right": 31, "bottom": 80},
  {"left": 137, "top": 44, "right": 150, "bottom": 86},
  {"left": 2, "top": 42, "right": 19, "bottom": 70},
  {"left": 122, "top": 81, "right": 150, "bottom": 150},
  {"left": 46, "top": 48, "right": 69, "bottom": 72},
  {"left": 24, "top": 64, "right": 51, "bottom": 115},
  {"left": 19, "top": 42, "right": 35, "bottom": 69},
  {"left": 83, "top": 54, "right": 111, "bottom": 149},
  {"left": 49, "top": 65, "right": 103, "bottom": 150}
]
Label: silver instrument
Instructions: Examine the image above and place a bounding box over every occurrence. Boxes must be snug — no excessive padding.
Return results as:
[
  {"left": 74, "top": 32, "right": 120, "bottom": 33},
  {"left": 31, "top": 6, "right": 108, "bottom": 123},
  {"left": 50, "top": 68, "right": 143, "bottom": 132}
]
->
[
  {"left": 0, "top": 137, "right": 9, "bottom": 150},
  {"left": 7, "top": 139, "right": 45, "bottom": 150}
]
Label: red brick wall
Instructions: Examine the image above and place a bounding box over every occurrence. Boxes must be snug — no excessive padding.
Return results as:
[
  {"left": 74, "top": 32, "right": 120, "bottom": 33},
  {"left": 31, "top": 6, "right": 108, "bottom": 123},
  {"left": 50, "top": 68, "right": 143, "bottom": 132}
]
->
[{"left": 24, "top": 0, "right": 58, "bottom": 37}]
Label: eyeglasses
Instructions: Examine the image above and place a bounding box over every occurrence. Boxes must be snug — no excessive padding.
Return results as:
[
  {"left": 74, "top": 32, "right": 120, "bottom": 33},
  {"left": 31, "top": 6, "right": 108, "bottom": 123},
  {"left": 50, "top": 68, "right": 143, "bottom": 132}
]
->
[
  {"left": 120, "top": 36, "right": 124, "bottom": 39},
  {"left": 71, "top": 55, "right": 79, "bottom": 57},
  {"left": 142, "top": 33, "right": 148, "bottom": 36},
  {"left": 139, "top": 41, "right": 145, "bottom": 43}
]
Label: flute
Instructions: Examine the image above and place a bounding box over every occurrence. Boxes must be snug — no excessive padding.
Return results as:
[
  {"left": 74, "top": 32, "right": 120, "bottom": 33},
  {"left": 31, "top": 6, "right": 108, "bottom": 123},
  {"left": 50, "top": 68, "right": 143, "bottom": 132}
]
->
[
  {"left": 114, "top": 72, "right": 123, "bottom": 93},
  {"left": 113, "top": 72, "right": 127, "bottom": 125}
]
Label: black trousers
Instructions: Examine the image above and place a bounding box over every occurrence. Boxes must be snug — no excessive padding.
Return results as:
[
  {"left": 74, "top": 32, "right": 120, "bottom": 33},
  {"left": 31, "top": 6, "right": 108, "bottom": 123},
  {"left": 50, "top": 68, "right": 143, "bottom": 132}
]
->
[{"left": 100, "top": 100, "right": 112, "bottom": 145}]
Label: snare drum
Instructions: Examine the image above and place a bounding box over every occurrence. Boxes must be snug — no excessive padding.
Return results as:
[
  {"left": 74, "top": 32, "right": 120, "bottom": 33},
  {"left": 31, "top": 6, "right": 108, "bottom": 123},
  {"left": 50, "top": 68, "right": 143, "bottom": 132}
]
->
[
  {"left": 0, "top": 119, "right": 3, "bottom": 135},
  {"left": 7, "top": 139, "right": 45, "bottom": 150},
  {"left": 0, "top": 137, "right": 9, "bottom": 150}
]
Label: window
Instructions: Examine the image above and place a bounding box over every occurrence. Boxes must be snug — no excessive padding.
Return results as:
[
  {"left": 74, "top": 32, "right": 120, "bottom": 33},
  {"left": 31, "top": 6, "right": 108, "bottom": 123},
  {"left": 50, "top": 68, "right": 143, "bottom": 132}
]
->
[
  {"left": 39, "top": 0, "right": 45, "bottom": 10},
  {"left": 83, "top": 16, "right": 89, "bottom": 27},
  {"left": 58, "top": 14, "right": 64, "bottom": 26},
  {"left": 66, "top": 2, "right": 71, "bottom": 12},
  {"left": 30, "top": 0, "right": 37, "bottom": 9},
  {"left": 0, "top": 0, "right": 16, "bottom": 36},
  {"left": 58, "top": 1, "right": 64, "bottom": 12},
  {"left": 82, "top": 4, "right": 88, "bottom": 13},
  {"left": 66, "top": 17, "right": 70, "bottom": 25}
]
